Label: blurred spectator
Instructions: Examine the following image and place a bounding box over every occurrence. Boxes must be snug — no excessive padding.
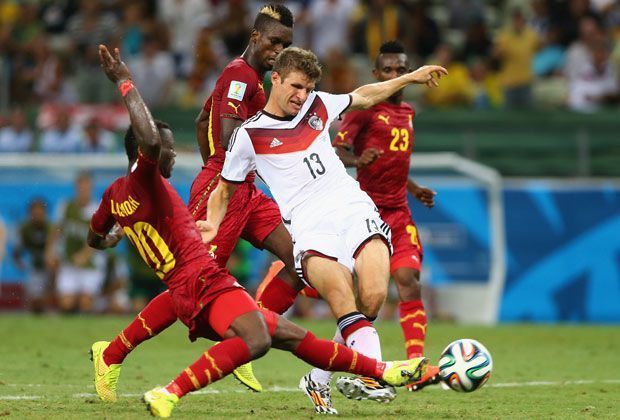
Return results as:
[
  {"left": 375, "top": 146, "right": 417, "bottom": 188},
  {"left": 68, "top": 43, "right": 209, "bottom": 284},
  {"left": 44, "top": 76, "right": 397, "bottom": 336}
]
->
[
  {"left": 128, "top": 34, "right": 175, "bottom": 107},
  {"left": 533, "top": 25, "right": 566, "bottom": 77},
  {"left": 494, "top": 8, "right": 539, "bottom": 108},
  {"left": 565, "top": 16, "right": 606, "bottom": 83},
  {"left": 69, "top": 0, "right": 119, "bottom": 103},
  {"left": 39, "top": 108, "right": 82, "bottom": 153},
  {"left": 529, "top": 0, "right": 552, "bottom": 37},
  {"left": 468, "top": 57, "right": 503, "bottom": 109},
  {"left": 568, "top": 38, "right": 618, "bottom": 112},
  {"left": 45, "top": 172, "right": 106, "bottom": 313},
  {"left": 125, "top": 244, "right": 165, "bottom": 312},
  {"left": 13, "top": 199, "right": 53, "bottom": 313},
  {"left": 183, "top": 20, "right": 226, "bottom": 108},
  {"left": 320, "top": 49, "right": 358, "bottom": 94},
  {"left": 158, "top": 0, "right": 209, "bottom": 76},
  {"left": 119, "top": 2, "right": 147, "bottom": 58},
  {"left": 214, "top": 0, "right": 251, "bottom": 57},
  {"left": 31, "top": 36, "right": 76, "bottom": 103},
  {"left": 403, "top": 0, "right": 441, "bottom": 61},
  {"left": 80, "top": 117, "right": 117, "bottom": 153},
  {"left": 462, "top": 16, "right": 492, "bottom": 62},
  {"left": 38, "top": 0, "right": 78, "bottom": 36},
  {"left": 0, "top": 108, "right": 33, "bottom": 152},
  {"left": 424, "top": 44, "right": 474, "bottom": 107},
  {"left": 100, "top": 251, "right": 130, "bottom": 314},
  {"left": 351, "top": 0, "right": 404, "bottom": 59},
  {"left": 0, "top": 0, "right": 19, "bottom": 28},
  {"left": 66, "top": 0, "right": 118, "bottom": 51},
  {"left": 447, "top": 0, "right": 485, "bottom": 30},
  {"left": 308, "top": 0, "right": 357, "bottom": 60},
  {"left": 554, "top": 0, "right": 597, "bottom": 46},
  {"left": 11, "top": 2, "right": 43, "bottom": 48}
]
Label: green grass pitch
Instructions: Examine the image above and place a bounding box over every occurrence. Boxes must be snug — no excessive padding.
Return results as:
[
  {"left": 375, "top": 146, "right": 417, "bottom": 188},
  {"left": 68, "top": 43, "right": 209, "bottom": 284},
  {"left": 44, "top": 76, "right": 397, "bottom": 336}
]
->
[{"left": 0, "top": 315, "right": 618, "bottom": 418}]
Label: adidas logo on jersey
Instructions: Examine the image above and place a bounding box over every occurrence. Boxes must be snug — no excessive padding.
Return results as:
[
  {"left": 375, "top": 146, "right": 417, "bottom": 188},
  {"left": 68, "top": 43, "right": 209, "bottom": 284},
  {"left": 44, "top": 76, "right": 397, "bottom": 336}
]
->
[{"left": 270, "top": 138, "right": 283, "bottom": 148}]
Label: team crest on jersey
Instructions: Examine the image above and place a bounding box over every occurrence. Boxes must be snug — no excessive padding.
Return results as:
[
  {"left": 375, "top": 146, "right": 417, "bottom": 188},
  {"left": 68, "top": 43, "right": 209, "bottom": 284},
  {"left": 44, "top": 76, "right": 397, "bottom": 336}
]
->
[{"left": 307, "top": 113, "right": 324, "bottom": 131}]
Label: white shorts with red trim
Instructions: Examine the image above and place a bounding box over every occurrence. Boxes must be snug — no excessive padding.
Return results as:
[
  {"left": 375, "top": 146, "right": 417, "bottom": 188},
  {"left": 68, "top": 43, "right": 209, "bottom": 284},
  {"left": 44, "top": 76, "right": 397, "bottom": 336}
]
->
[{"left": 291, "top": 199, "right": 392, "bottom": 286}]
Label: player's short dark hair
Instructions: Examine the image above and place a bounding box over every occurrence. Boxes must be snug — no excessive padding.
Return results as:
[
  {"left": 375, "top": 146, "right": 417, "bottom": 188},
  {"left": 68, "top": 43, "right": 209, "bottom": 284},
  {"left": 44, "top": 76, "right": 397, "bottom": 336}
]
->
[
  {"left": 253, "top": 4, "right": 294, "bottom": 31},
  {"left": 375, "top": 40, "right": 406, "bottom": 68},
  {"left": 273, "top": 47, "right": 322, "bottom": 82},
  {"left": 379, "top": 40, "right": 405, "bottom": 55},
  {"left": 124, "top": 120, "right": 171, "bottom": 162}
]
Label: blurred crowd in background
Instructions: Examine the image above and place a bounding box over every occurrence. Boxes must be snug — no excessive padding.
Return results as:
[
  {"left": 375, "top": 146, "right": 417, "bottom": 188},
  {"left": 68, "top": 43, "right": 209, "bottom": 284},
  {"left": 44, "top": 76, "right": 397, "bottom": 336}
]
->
[{"left": 1, "top": 0, "right": 620, "bottom": 153}]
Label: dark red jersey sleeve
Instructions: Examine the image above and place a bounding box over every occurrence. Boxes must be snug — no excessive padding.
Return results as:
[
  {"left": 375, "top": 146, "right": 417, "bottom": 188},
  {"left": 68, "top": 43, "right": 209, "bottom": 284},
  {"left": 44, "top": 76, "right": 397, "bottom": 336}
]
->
[
  {"left": 333, "top": 109, "right": 371, "bottom": 148},
  {"left": 90, "top": 187, "right": 116, "bottom": 236},
  {"left": 217, "top": 67, "right": 258, "bottom": 121}
]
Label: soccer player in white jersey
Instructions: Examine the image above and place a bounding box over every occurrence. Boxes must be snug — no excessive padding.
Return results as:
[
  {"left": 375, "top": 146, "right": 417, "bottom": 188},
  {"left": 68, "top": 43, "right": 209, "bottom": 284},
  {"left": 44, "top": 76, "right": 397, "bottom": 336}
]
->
[{"left": 199, "top": 47, "right": 446, "bottom": 414}]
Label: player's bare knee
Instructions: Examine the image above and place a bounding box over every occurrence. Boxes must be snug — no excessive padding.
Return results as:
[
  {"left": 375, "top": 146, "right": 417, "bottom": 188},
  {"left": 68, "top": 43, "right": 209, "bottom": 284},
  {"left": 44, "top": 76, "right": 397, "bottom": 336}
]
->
[
  {"left": 359, "top": 289, "right": 387, "bottom": 318},
  {"left": 243, "top": 330, "right": 272, "bottom": 358}
]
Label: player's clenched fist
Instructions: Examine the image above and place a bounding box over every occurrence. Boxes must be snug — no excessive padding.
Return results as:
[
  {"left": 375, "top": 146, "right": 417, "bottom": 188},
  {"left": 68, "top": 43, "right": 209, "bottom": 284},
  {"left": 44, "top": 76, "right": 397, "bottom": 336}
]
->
[
  {"left": 408, "top": 65, "right": 448, "bottom": 88},
  {"left": 98, "top": 44, "right": 132, "bottom": 83},
  {"left": 357, "top": 148, "right": 383, "bottom": 168}
]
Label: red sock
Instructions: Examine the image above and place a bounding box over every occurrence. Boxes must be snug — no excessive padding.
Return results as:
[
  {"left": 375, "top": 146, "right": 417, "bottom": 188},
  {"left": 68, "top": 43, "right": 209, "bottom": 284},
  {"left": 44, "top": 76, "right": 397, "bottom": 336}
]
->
[
  {"left": 399, "top": 299, "right": 427, "bottom": 358},
  {"left": 165, "top": 337, "right": 252, "bottom": 398},
  {"left": 103, "top": 291, "right": 177, "bottom": 365},
  {"left": 255, "top": 276, "right": 297, "bottom": 315},
  {"left": 294, "top": 332, "right": 385, "bottom": 379}
]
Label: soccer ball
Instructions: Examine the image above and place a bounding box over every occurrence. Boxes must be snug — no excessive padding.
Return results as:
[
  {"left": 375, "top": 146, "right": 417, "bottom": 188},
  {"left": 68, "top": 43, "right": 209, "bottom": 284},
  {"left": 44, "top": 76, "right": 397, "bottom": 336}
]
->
[{"left": 438, "top": 338, "right": 493, "bottom": 392}]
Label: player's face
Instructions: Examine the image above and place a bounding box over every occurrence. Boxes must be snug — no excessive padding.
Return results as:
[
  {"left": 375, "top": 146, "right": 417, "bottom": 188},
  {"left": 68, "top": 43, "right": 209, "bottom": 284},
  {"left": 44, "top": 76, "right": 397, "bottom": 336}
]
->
[
  {"left": 252, "top": 23, "right": 293, "bottom": 71},
  {"left": 373, "top": 53, "right": 409, "bottom": 100},
  {"left": 272, "top": 70, "right": 315, "bottom": 116},
  {"left": 158, "top": 128, "right": 176, "bottom": 179},
  {"left": 373, "top": 53, "right": 409, "bottom": 82}
]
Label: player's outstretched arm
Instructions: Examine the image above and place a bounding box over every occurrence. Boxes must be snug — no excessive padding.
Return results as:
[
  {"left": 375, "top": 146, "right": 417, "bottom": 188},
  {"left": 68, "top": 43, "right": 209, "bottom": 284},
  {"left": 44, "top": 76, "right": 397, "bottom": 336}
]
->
[
  {"left": 98, "top": 44, "right": 161, "bottom": 161},
  {"left": 197, "top": 180, "right": 238, "bottom": 244},
  {"left": 349, "top": 65, "right": 448, "bottom": 110}
]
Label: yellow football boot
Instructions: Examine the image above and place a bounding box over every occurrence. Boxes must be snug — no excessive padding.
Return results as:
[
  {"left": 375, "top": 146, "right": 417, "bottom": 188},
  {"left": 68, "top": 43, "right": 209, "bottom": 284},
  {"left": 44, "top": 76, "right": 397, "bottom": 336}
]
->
[
  {"left": 232, "top": 362, "right": 263, "bottom": 392},
  {"left": 143, "top": 387, "right": 179, "bottom": 418},
  {"left": 90, "top": 341, "right": 121, "bottom": 402}
]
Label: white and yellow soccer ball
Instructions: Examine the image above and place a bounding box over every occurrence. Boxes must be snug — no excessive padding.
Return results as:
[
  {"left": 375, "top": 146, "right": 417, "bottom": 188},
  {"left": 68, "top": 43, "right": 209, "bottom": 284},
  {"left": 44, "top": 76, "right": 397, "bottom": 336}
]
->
[{"left": 438, "top": 338, "right": 492, "bottom": 392}]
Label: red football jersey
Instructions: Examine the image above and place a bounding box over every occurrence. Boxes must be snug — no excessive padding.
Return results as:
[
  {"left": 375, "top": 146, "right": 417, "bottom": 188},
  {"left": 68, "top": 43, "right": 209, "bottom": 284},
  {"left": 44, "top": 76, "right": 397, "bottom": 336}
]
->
[
  {"left": 202, "top": 57, "right": 266, "bottom": 174},
  {"left": 335, "top": 101, "right": 415, "bottom": 208},
  {"left": 90, "top": 153, "right": 228, "bottom": 291}
]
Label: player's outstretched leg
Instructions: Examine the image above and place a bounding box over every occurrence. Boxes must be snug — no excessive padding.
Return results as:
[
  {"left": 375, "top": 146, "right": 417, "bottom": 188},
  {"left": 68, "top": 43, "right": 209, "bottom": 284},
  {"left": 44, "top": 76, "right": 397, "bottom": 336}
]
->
[
  {"left": 144, "top": 300, "right": 272, "bottom": 418},
  {"left": 144, "top": 335, "right": 255, "bottom": 418},
  {"left": 90, "top": 290, "right": 177, "bottom": 402}
]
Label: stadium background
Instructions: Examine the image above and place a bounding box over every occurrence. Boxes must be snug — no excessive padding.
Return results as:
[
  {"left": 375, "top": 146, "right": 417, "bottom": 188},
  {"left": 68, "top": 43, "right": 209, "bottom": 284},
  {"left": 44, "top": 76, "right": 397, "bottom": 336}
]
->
[{"left": 0, "top": 0, "right": 619, "bottom": 325}]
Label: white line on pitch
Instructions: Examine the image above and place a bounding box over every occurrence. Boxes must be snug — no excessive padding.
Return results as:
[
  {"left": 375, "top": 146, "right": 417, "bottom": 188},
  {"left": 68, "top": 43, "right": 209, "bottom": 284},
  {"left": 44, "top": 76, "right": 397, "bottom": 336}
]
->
[{"left": 2, "top": 379, "right": 619, "bottom": 401}]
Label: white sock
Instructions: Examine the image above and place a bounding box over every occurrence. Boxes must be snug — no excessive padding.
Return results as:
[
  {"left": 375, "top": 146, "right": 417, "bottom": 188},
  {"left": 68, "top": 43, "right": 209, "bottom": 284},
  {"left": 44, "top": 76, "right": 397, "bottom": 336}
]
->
[
  {"left": 309, "top": 328, "right": 343, "bottom": 385},
  {"left": 345, "top": 326, "right": 382, "bottom": 362}
]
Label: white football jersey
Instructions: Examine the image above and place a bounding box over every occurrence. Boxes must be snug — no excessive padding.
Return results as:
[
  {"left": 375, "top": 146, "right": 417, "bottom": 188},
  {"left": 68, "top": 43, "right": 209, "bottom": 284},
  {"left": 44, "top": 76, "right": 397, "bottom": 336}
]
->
[{"left": 221, "top": 91, "right": 373, "bottom": 222}]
